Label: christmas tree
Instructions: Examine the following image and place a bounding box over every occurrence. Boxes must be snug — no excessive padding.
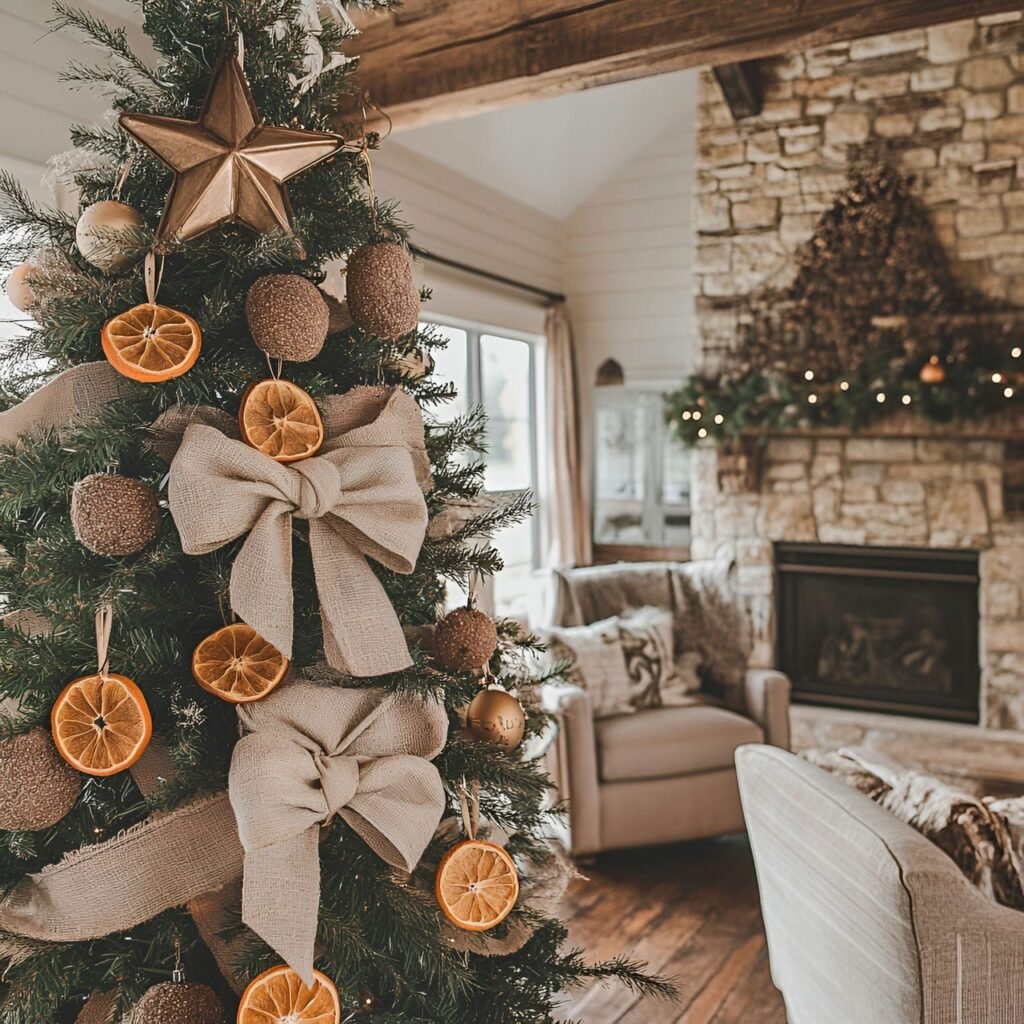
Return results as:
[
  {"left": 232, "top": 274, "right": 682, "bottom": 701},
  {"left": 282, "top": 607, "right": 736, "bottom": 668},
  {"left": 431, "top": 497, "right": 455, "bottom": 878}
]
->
[{"left": 0, "top": 3, "right": 668, "bottom": 1021}]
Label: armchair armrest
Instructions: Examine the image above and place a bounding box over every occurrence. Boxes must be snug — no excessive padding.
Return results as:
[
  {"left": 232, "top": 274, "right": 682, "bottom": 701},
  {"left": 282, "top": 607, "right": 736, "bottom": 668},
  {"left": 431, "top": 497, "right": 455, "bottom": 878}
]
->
[
  {"left": 743, "top": 669, "right": 791, "bottom": 750},
  {"left": 539, "top": 681, "right": 601, "bottom": 856}
]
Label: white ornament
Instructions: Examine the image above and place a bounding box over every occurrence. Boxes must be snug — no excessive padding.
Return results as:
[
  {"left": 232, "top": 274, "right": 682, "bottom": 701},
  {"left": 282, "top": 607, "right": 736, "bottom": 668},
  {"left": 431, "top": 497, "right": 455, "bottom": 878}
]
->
[
  {"left": 5, "top": 263, "right": 37, "bottom": 313},
  {"left": 270, "top": 0, "right": 357, "bottom": 94}
]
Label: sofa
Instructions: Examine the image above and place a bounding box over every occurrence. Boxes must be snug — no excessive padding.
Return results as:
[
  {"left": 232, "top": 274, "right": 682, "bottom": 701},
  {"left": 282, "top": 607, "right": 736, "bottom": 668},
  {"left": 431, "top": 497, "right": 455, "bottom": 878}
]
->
[
  {"left": 736, "top": 744, "right": 1024, "bottom": 1024},
  {"left": 540, "top": 561, "right": 791, "bottom": 857}
]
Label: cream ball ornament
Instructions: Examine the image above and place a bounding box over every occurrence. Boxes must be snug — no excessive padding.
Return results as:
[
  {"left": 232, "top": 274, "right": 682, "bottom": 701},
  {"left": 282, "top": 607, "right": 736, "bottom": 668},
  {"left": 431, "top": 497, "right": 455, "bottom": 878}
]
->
[
  {"left": 75, "top": 200, "right": 144, "bottom": 273},
  {"left": 5, "top": 262, "right": 38, "bottom": 313}
]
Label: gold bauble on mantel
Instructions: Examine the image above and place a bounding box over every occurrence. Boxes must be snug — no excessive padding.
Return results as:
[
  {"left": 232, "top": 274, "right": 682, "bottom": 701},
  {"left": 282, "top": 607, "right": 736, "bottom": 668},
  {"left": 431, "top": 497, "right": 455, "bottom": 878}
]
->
[{"left": 919, "top": 355, "right": 946, "bottom": 385}]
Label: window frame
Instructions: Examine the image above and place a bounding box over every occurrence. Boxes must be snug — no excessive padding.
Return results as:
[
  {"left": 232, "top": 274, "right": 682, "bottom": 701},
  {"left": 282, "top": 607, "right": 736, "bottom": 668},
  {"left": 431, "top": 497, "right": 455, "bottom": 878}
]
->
[{"left": 420, "top": 314, "right": 547, "bottom": 610}]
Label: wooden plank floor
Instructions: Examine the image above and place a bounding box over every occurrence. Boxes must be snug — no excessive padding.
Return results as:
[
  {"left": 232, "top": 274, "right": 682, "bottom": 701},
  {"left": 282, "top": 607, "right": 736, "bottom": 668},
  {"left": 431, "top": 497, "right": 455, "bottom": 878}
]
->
[{"left": 557, "top": 836, "right": 788, "bottom": 1024}]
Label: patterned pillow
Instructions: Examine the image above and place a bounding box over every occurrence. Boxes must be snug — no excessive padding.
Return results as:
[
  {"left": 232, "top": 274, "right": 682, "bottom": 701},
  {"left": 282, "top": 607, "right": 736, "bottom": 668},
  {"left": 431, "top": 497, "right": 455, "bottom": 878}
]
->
[
  {"left": 804, "top": 749, "right": 1024, "bottom": 911},
  {"left": 619, "top": 607, "right": 702, "bottom": 711},
  {"left": 542, "top": 617, "right": 635, "bottom": 718}
]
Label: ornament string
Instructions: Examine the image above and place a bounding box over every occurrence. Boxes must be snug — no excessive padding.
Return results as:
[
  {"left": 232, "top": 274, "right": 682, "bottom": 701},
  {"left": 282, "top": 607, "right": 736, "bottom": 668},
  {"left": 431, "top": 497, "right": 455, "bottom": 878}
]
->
[
  {"left": 95, "top": 602, "right": 113, "bottom": 678},
  {"left": 112, "top": 157, "right": 133, "bottom": 202},
  {"left": 458, "top": 780, "right": 480, "bottom": 841},
  {"left": 144, "top": 250, "right": 165, "bottom": 306}
]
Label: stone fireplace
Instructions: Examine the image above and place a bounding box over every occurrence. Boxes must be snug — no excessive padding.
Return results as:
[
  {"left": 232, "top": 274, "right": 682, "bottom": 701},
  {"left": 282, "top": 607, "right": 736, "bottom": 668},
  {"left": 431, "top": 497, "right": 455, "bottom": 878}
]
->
[
  {"left": 691, "top": 431, "right": 1024, "bottom": 733},
  {"left": 688, "top": 14, "right": 1024, "bottom": 773}
]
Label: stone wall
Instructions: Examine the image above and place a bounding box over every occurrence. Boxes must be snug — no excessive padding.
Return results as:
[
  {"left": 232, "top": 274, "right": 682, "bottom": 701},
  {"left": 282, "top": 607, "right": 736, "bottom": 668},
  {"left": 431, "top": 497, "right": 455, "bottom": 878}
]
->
[
  {"left": 696, "top": 12, "right": 1024, "bottom": 369},
  {"left": 691, "top": 433, "right": 1024, "bottom": 731}
]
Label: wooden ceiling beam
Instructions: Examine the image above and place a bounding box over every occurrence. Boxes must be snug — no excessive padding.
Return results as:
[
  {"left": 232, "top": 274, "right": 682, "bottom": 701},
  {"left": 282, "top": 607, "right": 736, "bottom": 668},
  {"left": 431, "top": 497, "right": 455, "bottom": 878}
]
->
[{"left": 348, "top": 0, "right": 1023, "bottom": 131}]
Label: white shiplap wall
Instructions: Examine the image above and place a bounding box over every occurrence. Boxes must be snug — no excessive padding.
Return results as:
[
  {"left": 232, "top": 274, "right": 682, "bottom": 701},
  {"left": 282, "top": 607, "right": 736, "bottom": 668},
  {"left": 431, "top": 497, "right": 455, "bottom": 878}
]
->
[
  {"left": 372, "top": 143, "right": 563, "bottom": 336},
  {"left": 563, "top": 94, "right": 698, "bottom": 389}
]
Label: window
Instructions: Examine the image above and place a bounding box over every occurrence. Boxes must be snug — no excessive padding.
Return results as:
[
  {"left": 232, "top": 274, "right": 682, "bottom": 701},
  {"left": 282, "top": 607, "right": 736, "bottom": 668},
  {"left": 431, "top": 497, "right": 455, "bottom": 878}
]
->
[{"left": 421, "top": 316, "right": 545, "bottom": 616}]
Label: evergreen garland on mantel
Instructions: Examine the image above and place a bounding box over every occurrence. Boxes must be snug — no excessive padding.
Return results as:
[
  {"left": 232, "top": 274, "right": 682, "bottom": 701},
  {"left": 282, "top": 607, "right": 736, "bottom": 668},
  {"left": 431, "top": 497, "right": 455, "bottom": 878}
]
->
[{"left": 666, "top": 161, "right": 1024, "bottom": 446}]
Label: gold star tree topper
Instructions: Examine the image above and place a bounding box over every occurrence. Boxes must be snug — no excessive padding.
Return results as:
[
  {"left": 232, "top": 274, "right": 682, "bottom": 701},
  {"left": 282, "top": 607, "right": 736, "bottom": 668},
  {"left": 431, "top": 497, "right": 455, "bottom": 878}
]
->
[{"left": 119, "top": 53, "right": 343, "bottom": 242}]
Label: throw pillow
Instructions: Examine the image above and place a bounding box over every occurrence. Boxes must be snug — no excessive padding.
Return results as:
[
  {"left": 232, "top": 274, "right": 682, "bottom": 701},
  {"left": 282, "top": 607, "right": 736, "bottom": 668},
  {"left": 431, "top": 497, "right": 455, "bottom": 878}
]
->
[
  {"left": 618, "top": 607, "right": 702, "bottom": 710},
  {"left": 669, "top": 559, "right": 751, "bottom": 707},
  {"left": 804, "top": 748, "right": 1024, "bottom": 911},
  {"left": 542, "top": 617, "right": 635, "bottom": 718}
]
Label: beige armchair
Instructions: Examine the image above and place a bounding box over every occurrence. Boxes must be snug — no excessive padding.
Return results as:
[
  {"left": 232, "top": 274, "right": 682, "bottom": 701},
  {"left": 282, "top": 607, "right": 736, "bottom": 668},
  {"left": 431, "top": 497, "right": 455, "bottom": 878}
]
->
[
  {"left": 737, "top": 745, "right": 1024, "bottom": 1024},
  {"left": 540, "top": 561, "right": 790, "bottom": 857}
]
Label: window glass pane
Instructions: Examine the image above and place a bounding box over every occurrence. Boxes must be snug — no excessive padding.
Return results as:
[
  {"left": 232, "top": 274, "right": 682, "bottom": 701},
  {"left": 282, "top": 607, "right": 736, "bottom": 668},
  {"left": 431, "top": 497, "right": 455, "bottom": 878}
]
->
[
  {"left": 492, "top": 516, "right": 535, "bottom": 615},
  {"left": 483, "top": 418, "right": 533, "bottom": 491},
  {"left": 593, "top": 402, "right": 647, "bottom": 544},
  {"left": 481, "top": 335, "right": 531, "bottom": 420},
  {"left": 424, "top": 324, "right": 468, "bottom": 422}
]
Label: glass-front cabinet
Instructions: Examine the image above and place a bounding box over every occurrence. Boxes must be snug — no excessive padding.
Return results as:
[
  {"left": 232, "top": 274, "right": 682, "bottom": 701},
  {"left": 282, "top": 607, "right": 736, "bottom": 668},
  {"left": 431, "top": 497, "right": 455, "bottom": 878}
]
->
[{"left": 592, "top": 388, "right": 691, "bottom": 556}]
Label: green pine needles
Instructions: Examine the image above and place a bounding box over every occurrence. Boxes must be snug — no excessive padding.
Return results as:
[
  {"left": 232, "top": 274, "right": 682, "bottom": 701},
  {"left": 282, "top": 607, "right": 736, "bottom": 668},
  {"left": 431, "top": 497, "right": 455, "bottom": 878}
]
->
[{"left": 0, "top": 2, "right": 670, "bottom": 1021}]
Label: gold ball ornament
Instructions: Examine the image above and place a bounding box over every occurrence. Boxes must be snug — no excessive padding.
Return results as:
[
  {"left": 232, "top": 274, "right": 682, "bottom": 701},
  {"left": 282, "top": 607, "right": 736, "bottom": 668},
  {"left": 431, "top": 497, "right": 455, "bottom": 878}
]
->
[
  {"left": 0, "top": 728, "right": 81, "bottom": 831},
  {"left": 75, "top": 200, "right": 144, "bottom": 273},
  {"left": 465, "top": 687, "right": 526, "bottom": 750},
  {"left": 5, "top": 262, "right": 38, "bottom": 313},
  {"left": 919, "top": 356, "right": 946, "bottom": 385},
  {"left": 130, "top": 981, "right": 223, "bottom": 1024},
  {"left": 71, "top": 473, "right": 160, "bottom": 557},
  {"left": 346, "top": 242, "right": 420, "bottom": 340},
  {"left": 246, "top": 274, "right": 330, "bottom": 362},
  {"left": 433, "top": 607, "right": 498, "bottom": 672}
]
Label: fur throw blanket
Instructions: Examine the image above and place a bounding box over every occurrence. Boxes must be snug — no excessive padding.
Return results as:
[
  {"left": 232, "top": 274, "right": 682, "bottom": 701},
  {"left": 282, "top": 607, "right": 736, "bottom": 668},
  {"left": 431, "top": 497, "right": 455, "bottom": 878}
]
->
[{"left": 804, "top": 748, "right": 1024, "bottom": 912}]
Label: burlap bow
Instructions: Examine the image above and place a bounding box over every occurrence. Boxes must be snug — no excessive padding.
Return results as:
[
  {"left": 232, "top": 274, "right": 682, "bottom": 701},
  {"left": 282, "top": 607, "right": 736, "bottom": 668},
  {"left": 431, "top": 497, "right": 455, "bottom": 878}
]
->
[
  {"left": 0, "top": 683, "right": 447, "bottom": 989},
  {"left": 231, "top": 683, "right": 447, "bottom": 983},
  {"left": 168, "top": 386, "right": 430, "bottom": 677}
]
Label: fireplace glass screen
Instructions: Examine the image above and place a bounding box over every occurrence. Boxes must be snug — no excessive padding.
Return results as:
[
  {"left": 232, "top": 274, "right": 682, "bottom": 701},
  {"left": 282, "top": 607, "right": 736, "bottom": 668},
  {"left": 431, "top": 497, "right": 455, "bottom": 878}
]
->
[{"left": 776, "top": 543, "right": 980, "bottom": 723}]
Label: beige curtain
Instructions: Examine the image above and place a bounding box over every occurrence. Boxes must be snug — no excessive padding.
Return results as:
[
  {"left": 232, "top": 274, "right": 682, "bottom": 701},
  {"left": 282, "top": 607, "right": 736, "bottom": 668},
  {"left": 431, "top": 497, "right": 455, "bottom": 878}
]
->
[{"left": 545, "top": 302, "right": 591, "bottom": 567}]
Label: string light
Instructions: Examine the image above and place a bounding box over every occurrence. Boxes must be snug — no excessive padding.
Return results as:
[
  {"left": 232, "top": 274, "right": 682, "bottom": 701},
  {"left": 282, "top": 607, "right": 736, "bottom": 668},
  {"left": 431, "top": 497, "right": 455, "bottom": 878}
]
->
[
  {"left": 901, "top": 394, "right": 912, "bottom": 405},
  {"left": 876, "top": 392, "right": 886, "bottom": 403},
  {"left": 693, "top": 410, "right": 702, "bottom": 421},
  {"left": 698, "top": 427, "right": 708, "bottom": 438},
  {"left": 713, "top": 413, "right": 724, "bottom": 424},
  {"left": 807, "top": 393, "right": 818, "bottom": 404},
  {"left": 804, "top": 370, "right": 815, "bottom": 381},
  {"left": 1013, "top": 347, "right": 1022, "bottom": 358},
  {"left": 839, "top": 380, "right": 850, "bottom": 391},
  {"left": 1005, "top": 386, "right": 1015, "bottom": 398},
  {"left": 992, "top": 372, "right": 1004, "bottom": 384},
  {"left": 681, "top": 411, "right": 691, "bottom": 421}
]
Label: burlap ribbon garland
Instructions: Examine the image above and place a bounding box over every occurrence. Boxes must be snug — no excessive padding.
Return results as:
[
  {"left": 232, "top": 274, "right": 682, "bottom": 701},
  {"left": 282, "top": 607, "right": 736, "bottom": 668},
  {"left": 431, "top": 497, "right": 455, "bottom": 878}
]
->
[
  {"left": 0, "top": 683, "right": 447, "bottom": 985},
  {"left": 166, "top": 386, "right": 430, "bottom": 677}
]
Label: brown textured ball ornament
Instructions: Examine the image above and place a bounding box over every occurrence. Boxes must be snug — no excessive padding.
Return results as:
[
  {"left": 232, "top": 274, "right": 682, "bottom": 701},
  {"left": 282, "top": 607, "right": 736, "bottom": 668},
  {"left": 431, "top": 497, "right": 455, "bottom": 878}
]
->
[
  {"left": 75, "top": 991, "right": 117, "bottom": 1024},
  {"left": 433, "top": 607, "right": 498, "bottom": 672},
  {"left": 130, "top": 982, "right": 223, "bottom": 1024},
  {"left": 246, "top": 274, "right": 329, "bottom": 362},
  {"left": 71, "top": 473, "right": 160, "bottom": 557},
  {"left": 0, "top": 728, "right": 81, "bottom": 831},
  {"left": 465, "top": 687, "right": 525, "bottom": 750},
  {"left": 346, "top": 242, "right": 420, "bottom": 340}
]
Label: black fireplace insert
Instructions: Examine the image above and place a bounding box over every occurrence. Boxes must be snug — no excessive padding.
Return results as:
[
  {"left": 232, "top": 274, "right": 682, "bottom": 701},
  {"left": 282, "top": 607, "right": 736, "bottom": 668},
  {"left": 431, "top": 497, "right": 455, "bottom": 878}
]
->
[{"left": 776, "top": 543, "right": 980, "bottom": 723}]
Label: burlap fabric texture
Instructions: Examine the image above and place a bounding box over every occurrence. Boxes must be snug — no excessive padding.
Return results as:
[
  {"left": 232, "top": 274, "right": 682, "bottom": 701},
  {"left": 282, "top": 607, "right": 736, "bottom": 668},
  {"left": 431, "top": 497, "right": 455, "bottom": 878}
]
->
[{"left": 162, "top": 385, "right": 431, "bottom": 678}]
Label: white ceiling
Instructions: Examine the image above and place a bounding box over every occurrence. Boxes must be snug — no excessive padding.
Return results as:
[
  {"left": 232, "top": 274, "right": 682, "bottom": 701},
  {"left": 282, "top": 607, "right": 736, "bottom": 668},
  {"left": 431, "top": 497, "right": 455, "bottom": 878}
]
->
[{"left": 394, "top": 70, "right": 697, "bottom": 220}]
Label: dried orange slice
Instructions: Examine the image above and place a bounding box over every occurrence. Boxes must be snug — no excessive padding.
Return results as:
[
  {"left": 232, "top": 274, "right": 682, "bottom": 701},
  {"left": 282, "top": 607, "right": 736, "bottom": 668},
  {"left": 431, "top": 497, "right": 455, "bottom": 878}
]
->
[
  {"left": 51, "top": 673, "right": 152, "bottom": 777},
  {"left": 192, "top": 623, "right": 289, "bottom": 704},
  {"left": 238, "top": 378, "right": 324, "bottom": 463},
  {"left": 237, "top": 965, "right": 340, "bottom": 1024},
  {"left": 436, "top": 839, "right": 519, "bottom": 932},
  {"left": 101, "top": 303, "right": 202, "bottom": 382}
]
